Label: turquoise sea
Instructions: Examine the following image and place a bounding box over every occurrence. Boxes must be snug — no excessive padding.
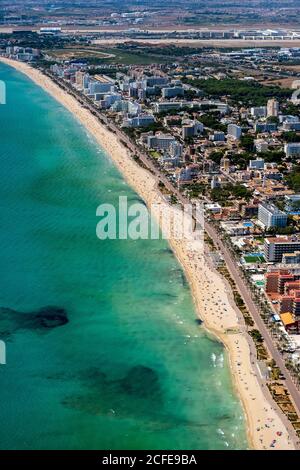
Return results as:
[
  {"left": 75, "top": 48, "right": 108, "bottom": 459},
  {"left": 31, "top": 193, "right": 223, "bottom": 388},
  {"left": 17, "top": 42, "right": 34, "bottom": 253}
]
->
[{"left": 0, "top": 63, "right": 247, "bottom": 450}]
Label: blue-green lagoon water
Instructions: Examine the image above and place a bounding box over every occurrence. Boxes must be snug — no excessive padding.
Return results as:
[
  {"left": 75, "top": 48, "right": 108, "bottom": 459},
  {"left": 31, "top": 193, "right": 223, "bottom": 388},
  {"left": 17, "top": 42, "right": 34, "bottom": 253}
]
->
[{"left": 0, "top": 63, "right": 247, "bottom": 449}]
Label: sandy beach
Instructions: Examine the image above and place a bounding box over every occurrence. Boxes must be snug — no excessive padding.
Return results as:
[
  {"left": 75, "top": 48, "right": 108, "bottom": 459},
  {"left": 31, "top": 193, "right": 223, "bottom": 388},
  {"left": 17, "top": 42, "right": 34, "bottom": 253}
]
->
[{"left": 1, "top": 57, "right": 297, "bottom": 450}]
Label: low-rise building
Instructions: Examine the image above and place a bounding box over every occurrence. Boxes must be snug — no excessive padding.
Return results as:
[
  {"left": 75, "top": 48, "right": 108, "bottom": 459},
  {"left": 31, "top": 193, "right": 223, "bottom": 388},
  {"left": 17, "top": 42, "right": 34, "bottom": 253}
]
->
[
  {"left": 250, "top": 106, "right": 267, "bottom": 118},
  {"left": 249, "top": 158, "right": 265, "bottom": 170},
  {"left": 282, "top": 251, "right": 300, "bottom": 264},
  {"left": 284, "top": 143, "right": 300, "bottom": 158},
  {"left": 209, "top": 131, "right": 225, "bottom": 142},
  {"left": 255, "top": 140, "right": 269, "bottom": 153},
  {"left": 255, "top": 122, "right": 278, "bottom": 133},
  {"left": 162, "top": 86, "right": 184, "bottom": 99}
]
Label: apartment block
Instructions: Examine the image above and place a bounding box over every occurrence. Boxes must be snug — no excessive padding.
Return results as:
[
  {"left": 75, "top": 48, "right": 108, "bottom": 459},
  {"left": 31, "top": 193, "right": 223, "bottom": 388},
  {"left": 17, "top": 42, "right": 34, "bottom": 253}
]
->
[{"left": 264, "top": 237, "right": 300, "bottom": 262}]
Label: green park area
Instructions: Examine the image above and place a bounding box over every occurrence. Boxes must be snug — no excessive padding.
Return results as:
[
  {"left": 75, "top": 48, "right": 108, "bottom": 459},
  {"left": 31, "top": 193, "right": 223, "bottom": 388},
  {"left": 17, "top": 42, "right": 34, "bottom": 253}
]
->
[{"left": 243, "top": 254, "right": 266, "bottom": 264}]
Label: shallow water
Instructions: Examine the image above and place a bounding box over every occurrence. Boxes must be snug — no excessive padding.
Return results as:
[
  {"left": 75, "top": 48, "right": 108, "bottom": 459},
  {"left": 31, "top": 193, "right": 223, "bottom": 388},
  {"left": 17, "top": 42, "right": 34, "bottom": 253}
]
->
[{"left": 0, "top": 63, "right": 247, "bottom": 450}]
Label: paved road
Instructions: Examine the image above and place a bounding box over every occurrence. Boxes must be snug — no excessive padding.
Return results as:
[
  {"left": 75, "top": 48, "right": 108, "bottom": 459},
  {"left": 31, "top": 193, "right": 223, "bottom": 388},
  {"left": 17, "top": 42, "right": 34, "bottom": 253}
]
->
[
  {"left": 204, "top": 221, "right": 300, "bottom": 415},
  {"left": 49, "top": 71, "right": 300, "bottom": 416}
]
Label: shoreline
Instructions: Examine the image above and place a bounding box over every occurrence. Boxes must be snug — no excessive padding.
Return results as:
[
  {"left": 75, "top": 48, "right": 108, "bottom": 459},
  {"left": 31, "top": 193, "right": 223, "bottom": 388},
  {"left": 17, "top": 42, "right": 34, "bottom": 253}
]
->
[{"left": 1, "top": 57, "right": 297, "bottom": 450}]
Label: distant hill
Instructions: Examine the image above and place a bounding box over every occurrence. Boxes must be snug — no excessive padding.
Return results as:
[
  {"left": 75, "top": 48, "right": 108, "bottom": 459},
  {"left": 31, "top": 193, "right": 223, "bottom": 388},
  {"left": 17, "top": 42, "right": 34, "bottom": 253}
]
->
[{"left": 1, "top": 0, "right": 300, "bottom": 28}]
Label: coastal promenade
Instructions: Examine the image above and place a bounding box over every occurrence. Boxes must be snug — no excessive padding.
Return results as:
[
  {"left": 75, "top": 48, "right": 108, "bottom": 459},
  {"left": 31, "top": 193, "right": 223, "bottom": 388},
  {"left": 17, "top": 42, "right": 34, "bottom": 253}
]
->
[
  {"left": 46, "top": 69, "right": 300, "bottom": 418},
  {"left": 205, "top": 223, "right": 300, "bottom": 414},
  {"left": 104, "top": 105, "right": 300, "bottom": 421},
  {"left": 2, "top": 57, "right": 297, "bottom": 448}
]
